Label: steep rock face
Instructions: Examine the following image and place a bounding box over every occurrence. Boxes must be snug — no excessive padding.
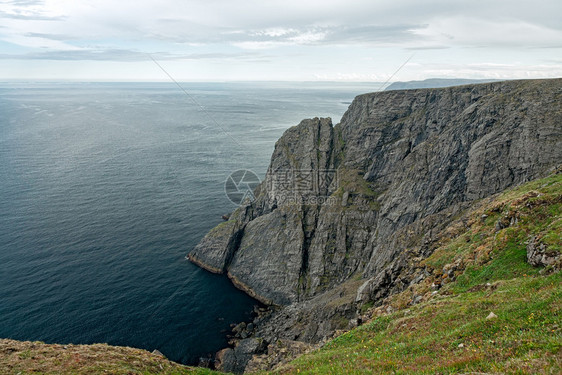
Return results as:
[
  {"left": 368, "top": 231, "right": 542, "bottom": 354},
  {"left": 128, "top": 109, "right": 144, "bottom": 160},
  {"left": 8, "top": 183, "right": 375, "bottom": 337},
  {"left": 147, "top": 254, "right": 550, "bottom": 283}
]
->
[
  {"left": 190, "top": 79, "right": 562, "bottom": 309},
  {"left": 339, "top": 79, "right": 562, "bottom": 280},
  {"left": 190, "top": 117, "right": 339, "bottom": 305}
]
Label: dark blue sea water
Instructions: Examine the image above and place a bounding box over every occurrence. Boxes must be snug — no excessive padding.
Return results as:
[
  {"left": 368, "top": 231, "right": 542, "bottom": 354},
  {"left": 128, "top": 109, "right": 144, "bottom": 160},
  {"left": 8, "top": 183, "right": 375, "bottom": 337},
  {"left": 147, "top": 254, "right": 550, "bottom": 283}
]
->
[{"left": 0, "top": 81, "right": 377, "bottom": 364}]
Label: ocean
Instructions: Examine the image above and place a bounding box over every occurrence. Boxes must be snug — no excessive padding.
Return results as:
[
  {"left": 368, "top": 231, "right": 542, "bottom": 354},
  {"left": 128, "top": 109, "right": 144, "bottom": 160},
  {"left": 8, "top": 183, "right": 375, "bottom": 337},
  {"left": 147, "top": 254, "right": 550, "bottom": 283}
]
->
[{"left": 0, "top": 81, "right": 378, "bottom": 364}]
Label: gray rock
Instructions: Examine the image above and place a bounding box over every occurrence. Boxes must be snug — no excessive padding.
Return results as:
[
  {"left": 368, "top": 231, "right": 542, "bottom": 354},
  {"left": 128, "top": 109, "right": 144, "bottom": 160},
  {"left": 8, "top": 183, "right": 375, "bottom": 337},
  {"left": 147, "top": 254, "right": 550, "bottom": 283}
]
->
[
  {"left": 187, "top": 220, "right": 241, "bottom": 274},
  {"left": 232, "top": 322, "right": 246, "bottom": 335},
  {"left": 245, "top": 339, "right": 313, "bottom": 373},
  {"left": 192, "top": 79, "right": 562, "bottom": 306},
  {"left": 341, "top": 191, "right": 350, "bottom": 206},
  {"left": 412, "top": 295, "right": 423, "bottom": 305},
  {"left": 215, "top": 338, "right": 267, "bottom": 374},
  {"left": 190, "top": 79, "right": 562, "bottom": 372},
  {"left": 527, "top": 236, "right": 561, "bottom": 269}
]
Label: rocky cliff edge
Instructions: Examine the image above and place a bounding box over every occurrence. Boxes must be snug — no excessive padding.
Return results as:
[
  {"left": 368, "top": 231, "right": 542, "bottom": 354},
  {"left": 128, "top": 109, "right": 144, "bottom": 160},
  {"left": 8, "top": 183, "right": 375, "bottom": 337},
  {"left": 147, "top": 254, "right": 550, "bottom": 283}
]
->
[{"left": 188, "top": 78, "right": 562, "bottom": 371}]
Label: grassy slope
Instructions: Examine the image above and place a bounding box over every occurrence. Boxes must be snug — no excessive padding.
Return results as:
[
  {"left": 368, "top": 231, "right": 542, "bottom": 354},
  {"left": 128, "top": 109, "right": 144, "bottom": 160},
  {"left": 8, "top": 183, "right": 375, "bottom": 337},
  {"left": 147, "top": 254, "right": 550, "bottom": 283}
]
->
[
  {"left": 0, "top": 339, "right": 223, "bottom": 375},
  {"left": 276, "top": 173, "right": 562, "bottom": 374}
]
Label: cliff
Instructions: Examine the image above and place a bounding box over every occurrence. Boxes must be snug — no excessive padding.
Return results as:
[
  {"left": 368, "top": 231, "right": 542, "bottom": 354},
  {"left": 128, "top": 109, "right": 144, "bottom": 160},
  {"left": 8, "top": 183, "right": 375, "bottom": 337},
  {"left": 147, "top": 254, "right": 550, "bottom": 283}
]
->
[
  {"left": 189, "top": 78, "right": 562, "bottom": 372},
  {"left": 267, "top": 171, "right": 561, "bottom": 374}
]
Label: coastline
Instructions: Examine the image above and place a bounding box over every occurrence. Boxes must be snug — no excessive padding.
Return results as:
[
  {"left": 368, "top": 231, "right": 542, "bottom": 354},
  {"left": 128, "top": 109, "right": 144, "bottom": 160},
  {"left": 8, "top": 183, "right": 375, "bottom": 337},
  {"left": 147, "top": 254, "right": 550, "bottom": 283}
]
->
[{"left": 186, "top": 253, "right": 224, "bottom": 274}]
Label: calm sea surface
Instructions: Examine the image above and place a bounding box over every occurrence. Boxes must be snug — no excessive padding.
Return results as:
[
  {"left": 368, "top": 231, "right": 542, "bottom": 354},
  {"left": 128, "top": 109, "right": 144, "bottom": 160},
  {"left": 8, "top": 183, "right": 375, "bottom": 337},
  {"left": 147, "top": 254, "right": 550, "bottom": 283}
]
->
[{"left": 0, "top": 81, "right": 377, "bottom": 364}]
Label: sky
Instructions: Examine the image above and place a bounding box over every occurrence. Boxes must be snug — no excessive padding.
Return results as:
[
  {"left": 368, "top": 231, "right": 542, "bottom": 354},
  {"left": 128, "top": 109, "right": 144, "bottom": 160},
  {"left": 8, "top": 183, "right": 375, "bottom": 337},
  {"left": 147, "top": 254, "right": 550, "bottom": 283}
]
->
[{"left": 0, "top": 0, "right": 561, "bottom": 81}]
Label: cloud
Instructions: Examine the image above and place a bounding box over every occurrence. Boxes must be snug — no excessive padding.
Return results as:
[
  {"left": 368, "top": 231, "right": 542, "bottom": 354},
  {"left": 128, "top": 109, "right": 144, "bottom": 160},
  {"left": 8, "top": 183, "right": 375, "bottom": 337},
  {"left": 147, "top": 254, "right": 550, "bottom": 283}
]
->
[
  {"left": 0, "top": 10, "right": 64, "bottom": 20},
  {"left": 23, "top": 32, "right": 73, "bottom": 40},
  {"left": 1, "top": 0, "right": 561, "bottom": 80},
  {"left": 413, "top": 17, "right": 562, "bottom": 48},
  {"left": 3, "top": 0, "right": 561, "bottom": 52},
  {"left": 0, "top": 49, "right": 156, "bottom": 61},
  {"left": 0, "top": 48, "right": 259, "bottom": 62},
  {"left": 0, "top": 0, "right": 65, "bottom": 20},
  {"left": 227, "top": 24, "right": 426, "bottom": 49},
  {"left": 414, "top": 61, "right": 562, "bottom": 79},
  {"left": 405, "top": 46, "right": 450, "bottom": 51}
]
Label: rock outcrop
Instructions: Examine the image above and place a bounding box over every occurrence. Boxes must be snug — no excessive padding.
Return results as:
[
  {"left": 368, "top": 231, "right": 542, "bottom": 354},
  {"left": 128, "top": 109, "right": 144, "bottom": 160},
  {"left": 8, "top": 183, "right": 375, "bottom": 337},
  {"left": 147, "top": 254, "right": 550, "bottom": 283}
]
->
[
  {"left": 189, "top": 78, "right": 562, "bottom": 372},
  {"left": 214, "top": 338, "right": 267, "bottom": 373},
  {"left": 527, "top": 236, "right": 562, "bottom": 270}
]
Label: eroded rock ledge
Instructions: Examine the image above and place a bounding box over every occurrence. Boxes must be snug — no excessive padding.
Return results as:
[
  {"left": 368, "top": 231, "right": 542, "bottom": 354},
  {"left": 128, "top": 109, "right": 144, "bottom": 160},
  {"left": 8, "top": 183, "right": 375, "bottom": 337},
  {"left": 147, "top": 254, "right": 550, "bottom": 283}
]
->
[{"left": 189, "top": 78, "right": 562, "bottom": 373}]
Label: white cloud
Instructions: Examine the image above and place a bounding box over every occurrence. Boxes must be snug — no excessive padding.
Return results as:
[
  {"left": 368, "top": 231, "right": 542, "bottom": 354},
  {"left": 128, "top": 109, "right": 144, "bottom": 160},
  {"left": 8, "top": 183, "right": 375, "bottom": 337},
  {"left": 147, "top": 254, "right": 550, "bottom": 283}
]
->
[
  {"left": 414, "top": 62, "right": 562, "bottom": 80},
  {"left": 288, "top": 30, "right": 328, "bottom": 44},
  {"left": 253, "top": 28, "right": 297, "bottom": 38},
  {"left": 3, "top": 0, "right": 560, "bottom": 48},
  {"left": 1, "top": 32, "right": 78, "bottom": 49},
  {"left": 0, "top": 0, "right": 561, "bottom": 80},
  {"left": 413, "top": 17, "right": 562, "bottom": 48}
]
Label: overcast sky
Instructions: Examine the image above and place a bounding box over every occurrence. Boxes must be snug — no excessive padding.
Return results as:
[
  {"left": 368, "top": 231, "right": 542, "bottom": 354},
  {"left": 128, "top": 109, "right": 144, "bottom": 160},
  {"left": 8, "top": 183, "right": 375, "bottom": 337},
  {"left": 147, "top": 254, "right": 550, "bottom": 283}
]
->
[{"left": 1, "top": 0, "right": 561, "bottom": 81}]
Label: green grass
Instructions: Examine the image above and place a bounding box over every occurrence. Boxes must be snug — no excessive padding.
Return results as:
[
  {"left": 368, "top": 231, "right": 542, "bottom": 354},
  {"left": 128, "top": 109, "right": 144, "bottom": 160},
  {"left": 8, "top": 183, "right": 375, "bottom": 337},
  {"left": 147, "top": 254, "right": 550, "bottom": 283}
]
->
[
  {"left": 274, "top": 172, "right": 562, "bottom": 374},
  {"left": 0, "top": 339, "right": 226, "bottom": 375},
  {"left": 333, "top": 168, "right": 381, "bottom": 211}
]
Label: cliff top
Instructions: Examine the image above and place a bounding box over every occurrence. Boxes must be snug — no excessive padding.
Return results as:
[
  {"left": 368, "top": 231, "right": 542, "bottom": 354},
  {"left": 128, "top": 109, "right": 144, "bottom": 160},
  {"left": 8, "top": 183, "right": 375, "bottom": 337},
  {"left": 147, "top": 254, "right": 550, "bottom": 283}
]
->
[{"left": 384, "top": 77, "right": 499, "bottom": 91}]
